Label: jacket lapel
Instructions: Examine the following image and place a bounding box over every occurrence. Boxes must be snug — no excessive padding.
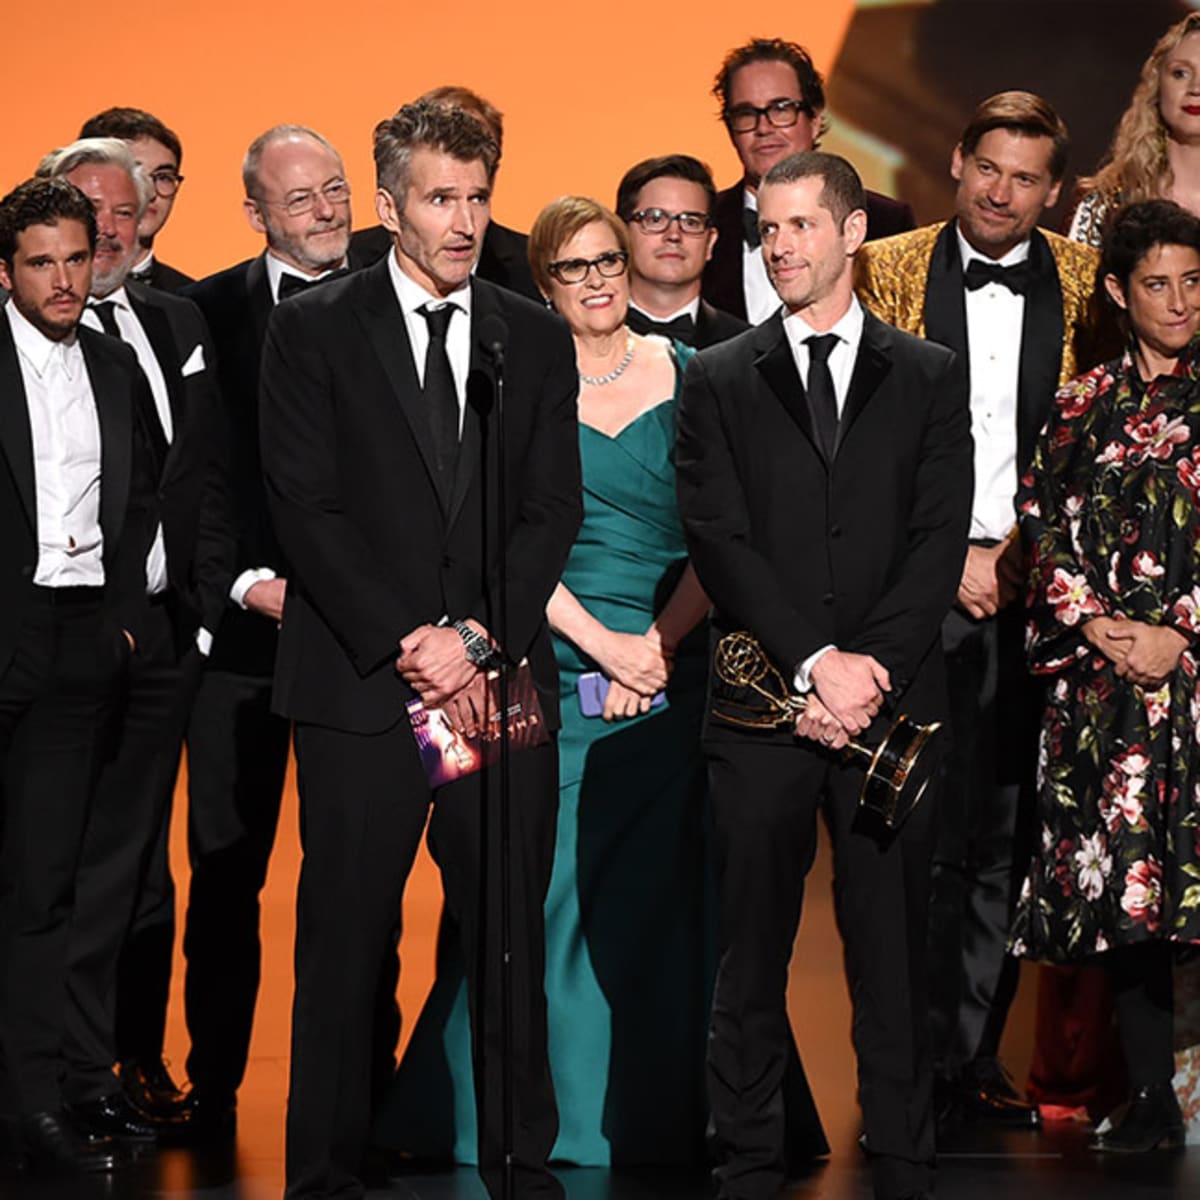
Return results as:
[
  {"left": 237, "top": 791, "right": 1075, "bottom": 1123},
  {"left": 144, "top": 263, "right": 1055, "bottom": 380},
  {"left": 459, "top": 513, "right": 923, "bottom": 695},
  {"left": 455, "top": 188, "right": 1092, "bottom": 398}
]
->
[
  {"left": 126, "top": 285, "right": 182, "bottom": 473},
  {"left": 0, "top": 315, "right": 36, "bottom": 530},
  {"left": 836, "top": 311, "right": 892, "bottom": 454},
  {"left": 80, "top": 329, "right": 131, "bottom": 552},
  {"left": 753, "top": 315, "right": 823, "bottom": 461},
  {"left": 1017, "top": 229, "right": 1065, "bottom": 470},
  {"left": 354, "top": 258, "right": 449, "bottom": 513},
  {"left": 247, "top": 254, "right": 273, "bottom": 362},
  {"left": 922, "top": 220, "right": 969, "bottom": 367}
]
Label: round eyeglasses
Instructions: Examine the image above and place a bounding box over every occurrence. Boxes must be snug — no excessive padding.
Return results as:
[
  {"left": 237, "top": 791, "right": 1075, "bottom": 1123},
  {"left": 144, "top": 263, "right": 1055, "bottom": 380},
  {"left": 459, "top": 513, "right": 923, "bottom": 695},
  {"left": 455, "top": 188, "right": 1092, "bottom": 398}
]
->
[
  {"left": 259, "top": 180, "right": 352, "bottom": 218},
  {"left": 149, "top": 170, "right": 185, "bottom": 199},
  {"left": 628, "top": 208, "right": 711, "bottom": 236},
  {"left": 546, "top": 250, "right": 629, "bottom": 285}
]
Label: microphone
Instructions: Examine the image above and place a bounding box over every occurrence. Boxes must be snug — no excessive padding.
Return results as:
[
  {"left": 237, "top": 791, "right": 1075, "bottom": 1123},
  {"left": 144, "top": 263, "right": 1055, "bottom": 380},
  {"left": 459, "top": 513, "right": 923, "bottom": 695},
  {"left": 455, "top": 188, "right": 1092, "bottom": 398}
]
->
[{"left": 477, "top": 313, "right": 509, "bottom": 366}]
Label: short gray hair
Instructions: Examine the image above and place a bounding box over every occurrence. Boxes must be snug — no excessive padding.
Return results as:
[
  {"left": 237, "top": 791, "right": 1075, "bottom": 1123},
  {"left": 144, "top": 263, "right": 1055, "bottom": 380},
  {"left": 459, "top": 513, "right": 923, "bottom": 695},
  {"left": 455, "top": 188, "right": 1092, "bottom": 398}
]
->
[
  {"left": 374, "top": 101, "right": 498, "bottom": 205},
  {"left": 36, "top": 137, "right": 153, "bottom": 217},
  {"left": 242, "top": 124, "right": 343, "bottom": 201}
]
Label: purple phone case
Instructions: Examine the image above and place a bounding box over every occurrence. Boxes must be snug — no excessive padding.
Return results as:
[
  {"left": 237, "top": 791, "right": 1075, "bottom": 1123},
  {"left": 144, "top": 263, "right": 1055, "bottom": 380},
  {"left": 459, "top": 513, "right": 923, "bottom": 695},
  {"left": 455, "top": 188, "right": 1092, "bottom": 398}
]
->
[{"left": 577, "top": 671, "right": 666, "bottom": 717}]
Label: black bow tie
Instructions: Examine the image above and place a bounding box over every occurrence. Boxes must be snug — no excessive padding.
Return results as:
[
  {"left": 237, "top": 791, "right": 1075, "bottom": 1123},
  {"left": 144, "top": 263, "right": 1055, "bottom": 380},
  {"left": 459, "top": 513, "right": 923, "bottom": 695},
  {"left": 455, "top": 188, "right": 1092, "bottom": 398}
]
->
[
  {"left": 278, "top": 268, "right": 348, "bottom": 301},
  {"left": 963, "top": 259, "right": 1030, "bottom": 294},
  {"left": 742, "top": 207, "right": 762, "bottom": 249},
  {"left": 627, "top": 309, "right": 696, "bottom": 342}
]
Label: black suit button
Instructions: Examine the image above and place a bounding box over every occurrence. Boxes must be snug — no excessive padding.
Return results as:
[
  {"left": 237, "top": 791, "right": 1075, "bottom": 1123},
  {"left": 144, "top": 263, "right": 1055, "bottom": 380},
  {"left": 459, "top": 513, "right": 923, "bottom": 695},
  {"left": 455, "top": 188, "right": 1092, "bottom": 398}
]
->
[
  {"left": 22, "top": 564, "right": 34, "bottom": 578},
  {"left": 822, "top": 592, "right": 834, "bottom": 605},
  {"left": 441, "top": 555, "right": 453, "bottom": 569},
  {"left": 829, "top": 525, "right": 841, "bottom": 539}
]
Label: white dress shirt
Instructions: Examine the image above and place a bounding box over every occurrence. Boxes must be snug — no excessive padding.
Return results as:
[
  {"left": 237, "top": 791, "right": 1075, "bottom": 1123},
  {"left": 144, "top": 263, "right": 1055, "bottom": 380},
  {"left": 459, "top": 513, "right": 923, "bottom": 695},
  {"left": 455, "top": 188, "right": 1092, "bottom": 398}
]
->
[
  {"left": 6, "top": 303, "right": 105, "bottom": 587},
  {"left": 742, "top": 188, "right": 782, "bottom": 325},
  {"left": 388, "top": 250, "right": 473, "bottom": 431},
  {"left": 780, "top": 297, "right": 867, "bottom": 692},
  {"left": 81, "top": 288, "right": 171, "bottom": 596},
  {"left": 957, "top": 227, "right": 1028, "bottom": 542}
]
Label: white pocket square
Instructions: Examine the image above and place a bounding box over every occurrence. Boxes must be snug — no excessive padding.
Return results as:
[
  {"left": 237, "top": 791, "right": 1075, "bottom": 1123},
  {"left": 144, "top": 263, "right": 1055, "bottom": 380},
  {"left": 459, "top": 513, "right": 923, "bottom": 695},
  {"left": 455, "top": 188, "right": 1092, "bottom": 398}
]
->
[{"left": 181, "top": 344, "right": 206, "bottom": 376}]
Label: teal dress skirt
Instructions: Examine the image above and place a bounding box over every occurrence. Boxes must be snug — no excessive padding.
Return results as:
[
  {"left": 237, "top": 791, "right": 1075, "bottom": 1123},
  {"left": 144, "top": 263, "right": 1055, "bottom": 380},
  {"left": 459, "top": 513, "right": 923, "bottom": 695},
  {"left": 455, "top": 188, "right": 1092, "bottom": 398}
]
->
[{"left": 372, "top": 344, "right": 713, "bottom": 1165}]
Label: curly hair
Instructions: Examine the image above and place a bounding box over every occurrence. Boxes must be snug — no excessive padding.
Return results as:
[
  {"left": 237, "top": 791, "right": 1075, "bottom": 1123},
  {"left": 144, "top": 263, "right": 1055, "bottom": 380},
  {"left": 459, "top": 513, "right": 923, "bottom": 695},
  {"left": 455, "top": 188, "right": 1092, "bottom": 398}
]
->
[
  {"left": 374, "top": 100, "right": 499, "bottom": 204},
  {"left": 1082, "top": 13, "right": 1200, "bottom": 206},
  {"left": 0, "top": 177, "right": 97, "bottom": 264},
  {"left": 711, "top": 37, "right": 830, "bottom": 144}
]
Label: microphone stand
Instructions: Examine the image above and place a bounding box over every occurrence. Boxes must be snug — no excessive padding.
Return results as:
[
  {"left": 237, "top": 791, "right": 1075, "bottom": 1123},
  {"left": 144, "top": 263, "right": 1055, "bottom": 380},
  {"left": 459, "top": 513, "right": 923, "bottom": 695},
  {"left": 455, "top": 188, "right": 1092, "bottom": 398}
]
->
[{"left": 489, "top": 333, "right": 514, "bottom": 1200}]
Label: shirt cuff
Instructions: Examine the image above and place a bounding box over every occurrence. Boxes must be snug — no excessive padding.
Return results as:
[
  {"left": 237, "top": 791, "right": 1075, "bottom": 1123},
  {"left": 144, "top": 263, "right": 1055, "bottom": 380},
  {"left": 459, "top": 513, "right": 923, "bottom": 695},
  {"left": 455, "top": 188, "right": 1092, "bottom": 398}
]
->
[
  {"left": 195, "top": 627, "right": 213, "bottom": 657},
  {"left": 230, "top": 567, "right": 277, "bottom": 609},
  {"left": 794, "top": 644, "right": 836, "bottom": 693}
]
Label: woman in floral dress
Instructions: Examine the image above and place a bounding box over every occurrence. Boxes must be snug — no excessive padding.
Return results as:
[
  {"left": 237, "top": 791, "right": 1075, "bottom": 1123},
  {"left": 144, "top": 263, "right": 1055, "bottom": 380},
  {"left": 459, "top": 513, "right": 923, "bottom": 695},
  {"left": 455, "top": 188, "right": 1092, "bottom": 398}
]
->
[{"left": 1012, "top": 199, "right": 1200, "bottom": 1150}]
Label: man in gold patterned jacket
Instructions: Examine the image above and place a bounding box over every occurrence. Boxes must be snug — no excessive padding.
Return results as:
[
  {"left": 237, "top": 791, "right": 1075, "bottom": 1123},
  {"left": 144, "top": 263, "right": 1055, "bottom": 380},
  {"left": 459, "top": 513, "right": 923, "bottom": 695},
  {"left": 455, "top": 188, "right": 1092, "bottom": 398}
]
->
[{"left": 856, "top": 91, "right": 1099, "bottom": 1135}]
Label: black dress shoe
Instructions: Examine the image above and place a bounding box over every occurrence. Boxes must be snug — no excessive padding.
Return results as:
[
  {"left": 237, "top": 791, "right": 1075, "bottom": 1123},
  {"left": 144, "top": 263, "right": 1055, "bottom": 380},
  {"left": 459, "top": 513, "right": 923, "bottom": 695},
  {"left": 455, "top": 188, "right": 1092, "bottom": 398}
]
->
[
  {"left": 20, "top": 1110, "right": 120, "bottom": 1175},
  {"left": 176, "top": 1092, "right": 236, "bottom": 1143},
  {"left": 958, "top": 1057, "right": 1041, "bottom": 1129},
  {"left": 1090, "top": 1084, "right": 1186, "bottom": 1153},
  {"left": 119, "top": 1057, "right": 187, "bottom": 1117},
  {"left": 70, "top": 1090, "right": 186, "bottom": 1143}
]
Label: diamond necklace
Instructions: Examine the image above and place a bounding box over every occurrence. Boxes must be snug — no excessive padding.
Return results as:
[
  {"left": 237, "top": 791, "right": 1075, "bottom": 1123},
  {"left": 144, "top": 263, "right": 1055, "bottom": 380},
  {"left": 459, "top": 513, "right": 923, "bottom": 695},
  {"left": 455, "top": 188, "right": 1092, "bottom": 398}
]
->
[{"left": 580, "top": 334, "right": 635, "bottom": 387}]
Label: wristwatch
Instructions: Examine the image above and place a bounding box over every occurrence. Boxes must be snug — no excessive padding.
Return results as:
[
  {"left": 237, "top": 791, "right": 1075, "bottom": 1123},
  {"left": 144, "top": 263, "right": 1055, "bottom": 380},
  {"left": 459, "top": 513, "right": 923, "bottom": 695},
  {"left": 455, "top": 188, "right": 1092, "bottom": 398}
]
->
[{"left": 453, "top": 620, "right": 504, "bottom": 671}]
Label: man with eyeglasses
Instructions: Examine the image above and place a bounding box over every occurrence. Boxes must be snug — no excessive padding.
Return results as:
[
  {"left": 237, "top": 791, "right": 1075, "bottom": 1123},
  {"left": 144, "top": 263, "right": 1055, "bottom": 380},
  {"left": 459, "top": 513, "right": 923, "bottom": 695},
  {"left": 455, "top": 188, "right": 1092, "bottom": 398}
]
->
[
  {"left": 35, "top": 137, "right": 234, "bottom": 1147},
  {"left": 79, "top": 108, "right": 192, "bottom": 293},
  {"left": 176, "top": 123, "right": 372, "bottom": 1141},
  {"left": 702, "top": 37, "right": 914, "bottom": 324},
  {"left": 615, "top": 154, "right": 748, "bottom": 349}
]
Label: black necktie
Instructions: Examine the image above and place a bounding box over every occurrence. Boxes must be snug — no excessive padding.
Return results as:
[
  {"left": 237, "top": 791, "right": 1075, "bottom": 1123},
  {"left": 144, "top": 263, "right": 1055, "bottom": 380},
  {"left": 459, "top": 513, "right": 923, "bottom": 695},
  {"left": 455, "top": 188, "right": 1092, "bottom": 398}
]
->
[
  {"left": 804, "top": 334, "right": 840, "bottom": 459},
  {"left": 626, "top": 309, "right": 696, "bottom": 344},
  {"left": 419, "top": 303, "right": 461, "bottom": 482},
  {"left": 90, "top": 300, "right": 170, "bottom": 473},
  {"left": 742, "top": 207, "right": 761, "bottom": 249},
  {"left": 963, "top": 259, "right": 1030, "bottom": 294},
  {"left": 278, "top": 268, "right": 348, "bottom": 301}
]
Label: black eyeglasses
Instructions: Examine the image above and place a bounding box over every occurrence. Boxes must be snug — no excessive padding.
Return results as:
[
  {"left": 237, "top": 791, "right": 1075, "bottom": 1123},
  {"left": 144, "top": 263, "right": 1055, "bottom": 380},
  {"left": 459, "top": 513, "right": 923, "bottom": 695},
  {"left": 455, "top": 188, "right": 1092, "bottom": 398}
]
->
[
  {"left": 724, "top": 98, "right": 812, "bottom": 134},
  {"left": 628, "top": 208, "right": 711, "bottom": 236},
  {"left": 149, "top": 170, "right": 184, "bottom": 198},
  {"left": 259, "top": 179, "right": 352, "bottom": 218},
  {"left": 547, "top": 250, "right": 629, "bottom": 285}
]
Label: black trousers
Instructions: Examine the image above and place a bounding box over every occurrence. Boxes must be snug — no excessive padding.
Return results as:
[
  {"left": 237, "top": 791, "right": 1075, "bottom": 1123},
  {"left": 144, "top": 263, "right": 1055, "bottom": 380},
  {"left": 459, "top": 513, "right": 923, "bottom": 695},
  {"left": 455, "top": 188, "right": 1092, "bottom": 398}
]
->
[
  {"left": 285, "top": 719, "right": 561, "bottom": 1200},
  {"left": 64, "top": 599, "right": 202, "bottom": 1104},
  {"left": 181, "top": 668, "right": 290, "bottom": 1100},
  {"left": 927, "top": 606, "right": 1038, "bottom": 1076},
  {"left": 0, "top": 587, "right": 123, "bottom": 1116},
  {"left": 706, "top": 737, "right": 936, "bottom": 1200}
]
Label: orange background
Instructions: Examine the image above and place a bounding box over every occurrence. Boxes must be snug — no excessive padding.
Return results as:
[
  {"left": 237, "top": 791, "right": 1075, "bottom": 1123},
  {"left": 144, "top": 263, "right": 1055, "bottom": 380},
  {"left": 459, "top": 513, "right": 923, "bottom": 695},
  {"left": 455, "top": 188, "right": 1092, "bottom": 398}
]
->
[{"left": 2, "top": 7, "right": 855, "bottom": 278}]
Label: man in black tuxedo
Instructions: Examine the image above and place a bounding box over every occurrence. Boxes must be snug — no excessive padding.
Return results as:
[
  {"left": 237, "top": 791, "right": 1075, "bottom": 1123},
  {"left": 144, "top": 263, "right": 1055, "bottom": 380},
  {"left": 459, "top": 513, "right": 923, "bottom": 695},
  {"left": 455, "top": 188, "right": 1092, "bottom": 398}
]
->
[
  {"left": 855, "top": 92, "right": 1098, "bottom": 1127},
  {"left": 79, "top": 108, "right": 192, "bottom": 292},
  {"left": 0, "top": 177, "right": 157, "bottom": 1175},
  {"left": 35, "top": 138, "right": 234, "bottom": 1143},
  {"left": 175, "top": 122, "right": 366, "bottom": 1136},
  {"left": 702, "top": 37, "right": 914, "bottom": 324},
  {"left": 260, "top": 101, "right": 580, "bottom": 1199},
  {"left": 677, "top": 151, "right": 971, "bottom": 1200},
  {"left": 616, "top": 154, "right": 748, "bottom": 348},
  {"left": 350, "top": 85, "right": 539, "bottom": 302}
]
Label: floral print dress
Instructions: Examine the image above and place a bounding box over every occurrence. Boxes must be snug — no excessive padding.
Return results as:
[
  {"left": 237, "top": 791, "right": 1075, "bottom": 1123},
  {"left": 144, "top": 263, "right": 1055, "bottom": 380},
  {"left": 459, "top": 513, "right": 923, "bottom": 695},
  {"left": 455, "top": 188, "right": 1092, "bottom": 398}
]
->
[{"left": 1009, "top": 346, "right": 1200, "bottom": 963}]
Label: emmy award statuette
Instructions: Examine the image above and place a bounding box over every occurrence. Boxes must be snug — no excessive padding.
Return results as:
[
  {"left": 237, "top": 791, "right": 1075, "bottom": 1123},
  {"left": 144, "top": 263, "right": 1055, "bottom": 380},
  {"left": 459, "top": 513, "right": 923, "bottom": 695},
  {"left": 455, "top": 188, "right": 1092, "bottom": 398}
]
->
[{"left": 710, "top": 631, "right": 943, "bottom": 830}]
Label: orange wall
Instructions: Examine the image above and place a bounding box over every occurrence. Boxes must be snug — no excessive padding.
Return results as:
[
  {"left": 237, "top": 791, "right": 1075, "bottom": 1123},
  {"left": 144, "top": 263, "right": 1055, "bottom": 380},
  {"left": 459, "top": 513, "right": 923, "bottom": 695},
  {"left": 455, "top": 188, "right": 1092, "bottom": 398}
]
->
[{"left": 2, "top": 6, "right": 854, "bottom": 279}]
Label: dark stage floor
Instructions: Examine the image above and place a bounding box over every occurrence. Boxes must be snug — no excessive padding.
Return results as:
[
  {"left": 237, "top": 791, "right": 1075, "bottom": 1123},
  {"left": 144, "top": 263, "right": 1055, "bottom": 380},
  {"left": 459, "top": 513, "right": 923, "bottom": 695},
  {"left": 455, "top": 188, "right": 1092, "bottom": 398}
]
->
[{"left": 4, "top": 1122, "right": 1196, "bottom": 1199}]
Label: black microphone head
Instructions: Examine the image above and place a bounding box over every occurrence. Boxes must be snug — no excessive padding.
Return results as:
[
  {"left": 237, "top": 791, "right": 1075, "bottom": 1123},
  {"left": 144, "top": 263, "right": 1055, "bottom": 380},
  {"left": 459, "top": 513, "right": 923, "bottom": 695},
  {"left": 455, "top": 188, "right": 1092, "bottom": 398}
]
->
[{"left": 477, "top": 313, "right": 509, "bottom": 360}]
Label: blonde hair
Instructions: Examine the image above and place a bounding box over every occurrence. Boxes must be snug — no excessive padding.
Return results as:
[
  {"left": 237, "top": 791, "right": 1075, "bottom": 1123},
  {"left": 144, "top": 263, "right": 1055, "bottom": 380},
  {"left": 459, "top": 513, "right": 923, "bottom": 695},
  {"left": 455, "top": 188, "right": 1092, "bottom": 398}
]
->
[
  {"left": 1083, "top": 13, "right": 1200, "bottom": 205},
  {"left": 528, "top": 196, "right": 629, "bottom": 297}
]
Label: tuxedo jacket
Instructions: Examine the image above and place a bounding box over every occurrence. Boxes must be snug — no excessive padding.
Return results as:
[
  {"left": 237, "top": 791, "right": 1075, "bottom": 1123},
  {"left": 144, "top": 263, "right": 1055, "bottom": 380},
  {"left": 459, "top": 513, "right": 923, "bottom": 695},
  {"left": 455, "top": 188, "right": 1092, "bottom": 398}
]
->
[
  {"left": 855, "top": 220, "right": 1099, "bottom": 473},
  {"left": 184, "top": 248, "right": 369, "bottom": 673},
  {"left": 124, "top": 281, "right": 235, "bottom": 643},
  {"left": 626, "top": 299, "right": 749, "bottom": 350},
  {"left": 132, "top": 257, "right": 194, "bottom": 294},
  {"left": 349, "top": 221, "right": 540, "bottom": 303},
  {"left": 0, "top": 316, "right": 157, "bottom": 675},
  {"left": 676, "top": 308, "right": 972, "bottom": 743},
  {"left": 259, "top": 258, "right": 582, "bottom": 735},
  {"left": 703, "top": 182, "right": 915, "bottom": 320}
]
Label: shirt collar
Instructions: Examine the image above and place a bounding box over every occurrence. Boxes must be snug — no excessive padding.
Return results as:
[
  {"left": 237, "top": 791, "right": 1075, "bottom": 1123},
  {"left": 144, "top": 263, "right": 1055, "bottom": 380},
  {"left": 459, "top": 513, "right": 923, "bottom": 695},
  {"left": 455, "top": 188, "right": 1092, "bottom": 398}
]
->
[
  {"left": 628, "top": 296, "right": 701, "bottom": 324},
  {"left": 955, "top": 224, "right": 1032, "bottom": 269},
  {"left": 5, "top": 299, "right": 80, "bottom": 379},
  {"left": 782, "top": 294, "right": 864, "bottom": 353},
  {"left": 387, "top": 249, "right": 473, "bottom": 320},
  {"left": 743, "top": 186, "right": 758, "bottom": 213},
  {"left": 265, "top": 251, "right": 348, "bottom": 305},
  {"left": 93, "top": 284, "right": 131, "bottom": 312},
  {"left": 130, "top": 250, "right": 155, "bottom": 278}
]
